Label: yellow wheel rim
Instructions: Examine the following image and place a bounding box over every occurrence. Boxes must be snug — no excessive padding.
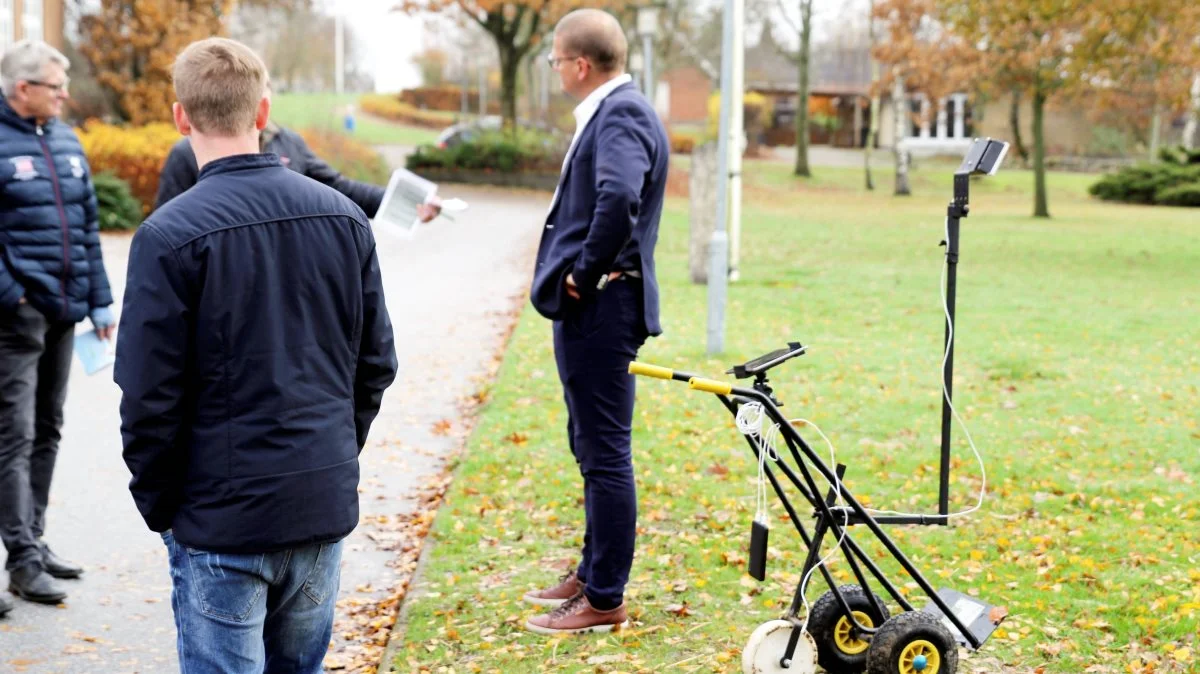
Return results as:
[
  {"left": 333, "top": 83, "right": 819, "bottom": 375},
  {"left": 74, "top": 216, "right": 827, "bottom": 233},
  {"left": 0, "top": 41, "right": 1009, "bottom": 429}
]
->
[
  {"left": 898, "top": 639, "right": 941, "bottom": 674},
  {"left": 833, "top": 611, "right": 873, "bottom": 655}
]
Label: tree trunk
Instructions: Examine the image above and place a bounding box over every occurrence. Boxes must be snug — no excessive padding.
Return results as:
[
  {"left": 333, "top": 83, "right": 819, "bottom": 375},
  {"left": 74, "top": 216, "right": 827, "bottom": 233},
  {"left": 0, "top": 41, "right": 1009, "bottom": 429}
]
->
[
  {"left": 498, "top": 45, "right": 522, "bottom": 131},
  {"left": 1148, "top": 100, "right": 1163, "bottom": 162},
  {"left": 1032, "top": 86, "right": 1049, "bottom": 218},
  {"left": 1009, "top": 89, "right": 1029, "bottom": 163},
  {"left": 793, "top": 0, "right": 812, "bottom": 177},
  {"left": 688, "top": 142, "right": 719, "bottom": 284},
  {"left": 1184, "top": 74, "right": 1200, "bottom": 151},
  {"left": 864, "top": 0, "right": 877, "bottom": 190},
  {"left": 892, "top": 72, "right": 910, "bottom": 196},
  {"left": 524, "top": 52, "right": 536, "bottom": 123}
]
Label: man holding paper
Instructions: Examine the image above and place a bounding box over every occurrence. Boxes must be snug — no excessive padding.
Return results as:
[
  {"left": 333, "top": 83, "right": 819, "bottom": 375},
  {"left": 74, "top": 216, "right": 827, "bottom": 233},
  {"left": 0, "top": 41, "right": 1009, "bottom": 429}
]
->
[
  {"left": 0, "top": 39, "right": 114, "bottom": 608},
  {"left": 154, "top": 84, "right": 442, "bottom": 224}
]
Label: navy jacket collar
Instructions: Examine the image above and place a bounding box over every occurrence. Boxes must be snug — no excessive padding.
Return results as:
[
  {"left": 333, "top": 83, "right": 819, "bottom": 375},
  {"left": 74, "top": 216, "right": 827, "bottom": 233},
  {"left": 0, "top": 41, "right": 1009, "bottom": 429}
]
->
[
  {"left": 198, "top": 153, "right": 282, "bottom": 181},
  {"left": 0, "top": 96, "right": 55, "bottom": 134}
]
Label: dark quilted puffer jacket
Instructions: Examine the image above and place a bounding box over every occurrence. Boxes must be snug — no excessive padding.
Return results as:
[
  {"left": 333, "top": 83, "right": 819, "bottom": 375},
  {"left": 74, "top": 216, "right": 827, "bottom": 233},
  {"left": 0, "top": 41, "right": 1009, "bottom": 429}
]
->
[{"left": 0, "top": 96, "right": 112, "bottom": 322}]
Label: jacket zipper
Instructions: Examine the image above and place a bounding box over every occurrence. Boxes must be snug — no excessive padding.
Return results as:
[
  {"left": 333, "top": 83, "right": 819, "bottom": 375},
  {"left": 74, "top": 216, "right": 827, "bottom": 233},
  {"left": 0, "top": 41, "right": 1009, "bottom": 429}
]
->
[{"left": 37, "top": 125, "right": 71, "bottom": 320}]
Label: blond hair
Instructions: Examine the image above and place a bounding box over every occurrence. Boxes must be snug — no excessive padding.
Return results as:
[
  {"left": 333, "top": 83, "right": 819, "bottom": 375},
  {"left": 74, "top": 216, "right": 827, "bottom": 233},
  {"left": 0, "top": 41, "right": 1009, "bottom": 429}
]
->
[{"left": 173, "top": 38, "right": 268, "bottom": 136}]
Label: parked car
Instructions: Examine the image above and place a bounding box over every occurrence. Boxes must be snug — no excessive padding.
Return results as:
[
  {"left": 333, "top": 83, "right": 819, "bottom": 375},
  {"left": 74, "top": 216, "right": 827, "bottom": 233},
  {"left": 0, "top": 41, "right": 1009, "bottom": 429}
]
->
[
  {"left": 432, "top": 116, "right": 569, "bottom": 150},
  {"left": 434, "top": 116, "right": 503, "bottom": 149}
]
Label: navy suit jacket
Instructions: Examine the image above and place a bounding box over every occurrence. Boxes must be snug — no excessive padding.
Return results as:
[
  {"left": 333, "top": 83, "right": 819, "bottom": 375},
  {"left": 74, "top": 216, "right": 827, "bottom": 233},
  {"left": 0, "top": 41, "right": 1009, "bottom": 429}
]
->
[{"left": 530, "top": 82, "right": 669, "bottom": 336}]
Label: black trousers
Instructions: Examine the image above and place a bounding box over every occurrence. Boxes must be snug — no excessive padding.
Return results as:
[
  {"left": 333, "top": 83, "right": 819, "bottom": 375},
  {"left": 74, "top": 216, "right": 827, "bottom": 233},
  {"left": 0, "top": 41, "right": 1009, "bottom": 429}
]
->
[
  {"left": 552, "top": 278, "right": 648, "bottom": 609},
  {"left": 0, "top": 303, "right": 74, "bottom": 572}
]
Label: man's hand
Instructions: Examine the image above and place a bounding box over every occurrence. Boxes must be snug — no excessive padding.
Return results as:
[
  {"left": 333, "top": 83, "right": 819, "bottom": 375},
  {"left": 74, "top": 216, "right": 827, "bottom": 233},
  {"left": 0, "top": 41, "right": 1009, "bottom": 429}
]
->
[
  {"left": 90, "top": 306, "right": 116, "bottom": 341},
  {"left": 417, "top": 196, "right": 442, "bottom": 223},
  {"left": 565, "top": 271, "right": 623, "bottom": 301},
  {"left": 18, "top": 296, "right": 25, "bottom": 304}
]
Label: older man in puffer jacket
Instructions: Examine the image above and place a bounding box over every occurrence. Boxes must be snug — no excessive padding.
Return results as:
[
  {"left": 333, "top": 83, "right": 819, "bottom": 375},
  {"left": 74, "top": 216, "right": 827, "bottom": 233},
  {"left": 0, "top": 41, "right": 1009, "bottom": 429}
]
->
[{"left": 0, "top": 39, "right": 114, "bottom": 612}]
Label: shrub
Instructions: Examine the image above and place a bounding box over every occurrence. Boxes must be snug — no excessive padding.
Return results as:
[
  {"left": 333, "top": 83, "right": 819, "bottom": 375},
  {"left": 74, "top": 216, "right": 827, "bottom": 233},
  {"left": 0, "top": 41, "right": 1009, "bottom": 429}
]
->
[
  {"left": 1155, "top": 181, "right": 1200, "bottom": 207},
  {"left": 359, "top": 94, "right": 456, "bottom": 129},
  {"left": 1086, "top": 126, "right": 1136, "bottom": 158},
  {"left": 703, "top": 91, "right": 774, "bottom": 149},
  {"left": 296, "top": 128, "right": 391, "bottom": 186},
  {"left": 1158, "top": 144, "right": 1200, "bottom": 166},
  {"left": 398, "top": 86, "right": 501, "bottom": 115},
  {"left": 77, "top": 121, "right": 179, "bottom": 215},
  {"left": 92, "top": 172, "right": 144, "bottom": 231},
  {"left": 1089, "top": 163, "right": 1200, "bottom": 205},
  {"left": 669, "top": 131, "right": 697, "bottom": 154},
  {"left": 406, "top": 129, "right": 565, "bottom": 174}
]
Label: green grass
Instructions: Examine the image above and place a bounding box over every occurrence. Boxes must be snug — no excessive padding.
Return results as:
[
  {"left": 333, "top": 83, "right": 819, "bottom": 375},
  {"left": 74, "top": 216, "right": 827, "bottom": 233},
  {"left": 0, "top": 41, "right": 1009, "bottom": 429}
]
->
[
  {"left": 393, "top": 161, "right": 1199, "bottom": 673},
  {"left": 270, "top": 92, "right": 441, "bottom": 146}
]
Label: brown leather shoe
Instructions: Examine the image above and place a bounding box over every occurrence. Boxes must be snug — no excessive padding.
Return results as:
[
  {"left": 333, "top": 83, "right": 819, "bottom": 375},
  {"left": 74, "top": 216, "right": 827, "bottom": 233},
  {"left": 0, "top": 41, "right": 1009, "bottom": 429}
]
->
[
  {"left": 523, "top": 568, "right": 583, "bottom": 607},
  {"left": 525, "top": 592, "right": 629, "bottom": 635}
]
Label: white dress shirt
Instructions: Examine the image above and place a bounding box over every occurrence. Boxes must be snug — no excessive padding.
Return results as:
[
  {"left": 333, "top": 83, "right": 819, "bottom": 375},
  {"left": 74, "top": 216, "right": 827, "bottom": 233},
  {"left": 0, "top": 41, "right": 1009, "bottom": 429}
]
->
[{"left": 547, "top": 73, "right": 634, "bottom": 214}]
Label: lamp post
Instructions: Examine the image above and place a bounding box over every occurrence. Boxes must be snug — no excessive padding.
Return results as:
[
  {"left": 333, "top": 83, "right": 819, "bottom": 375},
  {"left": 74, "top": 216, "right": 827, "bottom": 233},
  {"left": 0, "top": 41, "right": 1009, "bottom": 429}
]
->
[
  {"left": 708, "top": 0, "right": 744, "bottom": 354},
  {"left": 635, "top": 3, "right": 661, "bottom": 104},
  {"left": 629, "top": 51, "right": 644, "bottom": 94},
  {"left": 334, "top": 12, "right": 345, "bottom": 95}
]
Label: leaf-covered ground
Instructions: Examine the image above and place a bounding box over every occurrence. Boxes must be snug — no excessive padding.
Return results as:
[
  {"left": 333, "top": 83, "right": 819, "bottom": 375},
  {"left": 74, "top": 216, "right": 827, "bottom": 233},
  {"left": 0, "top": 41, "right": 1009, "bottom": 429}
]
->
[{"left": 390, "top": 161, "right": 1198, "bottom": 673}]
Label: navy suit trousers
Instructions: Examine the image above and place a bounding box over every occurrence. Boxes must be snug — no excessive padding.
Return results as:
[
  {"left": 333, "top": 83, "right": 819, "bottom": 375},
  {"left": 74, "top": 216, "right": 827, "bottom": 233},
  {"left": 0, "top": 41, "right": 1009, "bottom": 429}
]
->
[{"left": 552, "top": 278, "right": 648, "bottom": 609}]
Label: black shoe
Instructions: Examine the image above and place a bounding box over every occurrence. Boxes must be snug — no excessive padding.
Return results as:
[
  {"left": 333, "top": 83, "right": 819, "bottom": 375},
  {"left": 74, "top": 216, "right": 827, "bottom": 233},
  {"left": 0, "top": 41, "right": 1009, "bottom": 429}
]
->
[
  {"left": 8, "top": 565, "right": 67, "bottom": 604},
  {"left": 0, "top": 592, "right": 12, "bottom": 616},
  {"left": 41, "top": 545, "right": 83, "bottom": 579}
]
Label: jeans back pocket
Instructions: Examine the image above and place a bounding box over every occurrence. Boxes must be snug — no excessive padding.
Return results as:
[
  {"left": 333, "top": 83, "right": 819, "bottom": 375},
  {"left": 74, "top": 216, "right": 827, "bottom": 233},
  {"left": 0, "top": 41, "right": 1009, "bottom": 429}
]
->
[
  {"left": 301, "top": 541, "right": 343, "bottom": 606},
  {"left": 185, "top": 548, "right": 267, "bottom": 623}
]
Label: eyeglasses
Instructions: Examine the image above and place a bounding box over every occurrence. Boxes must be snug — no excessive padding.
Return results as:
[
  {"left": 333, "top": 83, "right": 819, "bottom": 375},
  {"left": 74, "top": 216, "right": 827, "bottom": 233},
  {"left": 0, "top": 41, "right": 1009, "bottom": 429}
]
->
[
  {"left": 26, "top": 79, "right": 69, "bottom": 94},
  {"left": 546, "top": 54, "right": 582, "bottom": 71}
]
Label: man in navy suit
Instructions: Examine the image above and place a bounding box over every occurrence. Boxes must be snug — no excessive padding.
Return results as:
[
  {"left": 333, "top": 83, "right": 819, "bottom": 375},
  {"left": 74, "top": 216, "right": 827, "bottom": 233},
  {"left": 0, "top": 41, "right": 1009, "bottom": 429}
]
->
[{"left": 523, "top": 8, "right": 669, "bottom": 635}]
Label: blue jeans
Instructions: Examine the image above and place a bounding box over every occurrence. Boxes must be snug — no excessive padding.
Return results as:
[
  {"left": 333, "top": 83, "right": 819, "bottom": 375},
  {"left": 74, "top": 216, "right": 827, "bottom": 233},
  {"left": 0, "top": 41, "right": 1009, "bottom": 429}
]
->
[{"left": 161, "top": 531, "right": 343, "bottom": 673}]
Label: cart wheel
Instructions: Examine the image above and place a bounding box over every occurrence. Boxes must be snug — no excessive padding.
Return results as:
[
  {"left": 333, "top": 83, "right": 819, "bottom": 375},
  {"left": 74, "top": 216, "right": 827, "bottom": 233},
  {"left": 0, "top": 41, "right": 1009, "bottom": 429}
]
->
[
  {"left": 741, "top": 620, "right": 818, "bottom": 674},
  {"left": 806, "top": 585, "right": 891, "bottom": 674},
  {"left": 865, "top": 611, "right": 959, "bottom": 674}
]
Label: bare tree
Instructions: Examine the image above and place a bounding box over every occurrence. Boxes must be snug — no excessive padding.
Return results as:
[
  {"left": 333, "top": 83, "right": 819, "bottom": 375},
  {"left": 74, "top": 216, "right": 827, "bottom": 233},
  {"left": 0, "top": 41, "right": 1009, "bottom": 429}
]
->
[
  {"left": 777, "top": 0, "right": 815, "bottom": 176},
  {"left": 864, "top": 0, "right": 880, "bottom": 189}
]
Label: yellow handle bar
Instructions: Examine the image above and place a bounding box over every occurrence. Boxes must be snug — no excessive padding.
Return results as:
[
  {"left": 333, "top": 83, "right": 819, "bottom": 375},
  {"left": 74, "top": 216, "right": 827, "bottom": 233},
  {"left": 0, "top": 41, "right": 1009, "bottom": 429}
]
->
[
  {"left": 628, "top": 362, "right": 674, "bottom": 379},
  {"left": 688, "top": 377, "right": 733, "bottom": 395}
]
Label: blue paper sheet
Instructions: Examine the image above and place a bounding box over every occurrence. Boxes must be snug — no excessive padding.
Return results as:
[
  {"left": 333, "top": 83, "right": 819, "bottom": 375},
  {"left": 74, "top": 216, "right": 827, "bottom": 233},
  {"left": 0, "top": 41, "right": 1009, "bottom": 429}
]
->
[{"left": 74, "top": 330, "right": 115, "bottom": 376}]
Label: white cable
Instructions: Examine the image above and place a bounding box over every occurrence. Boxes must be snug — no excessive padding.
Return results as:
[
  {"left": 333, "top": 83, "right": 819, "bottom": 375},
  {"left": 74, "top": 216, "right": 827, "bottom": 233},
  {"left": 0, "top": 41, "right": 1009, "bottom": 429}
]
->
[
  {"left": 789, "top": 417, "right": 849, "bottom": 631},
  {"left": 737, "top": 404, "right": 848, "bottom": 630},
  {"left": 736, "top": 403, "right": 776, "bottom": 525},
  {"left": 863, "top": 216, "right": 987, "bottom": 520}
]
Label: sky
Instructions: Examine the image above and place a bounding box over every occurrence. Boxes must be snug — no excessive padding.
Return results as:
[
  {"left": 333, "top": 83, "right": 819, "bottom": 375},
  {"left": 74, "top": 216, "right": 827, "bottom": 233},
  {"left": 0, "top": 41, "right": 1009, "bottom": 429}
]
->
[
  {"left": 328, "top": 0, "right": 425, "bottom": 93},
  {"left": 331, "top": 0, "right": 866, "bottom": 93}
]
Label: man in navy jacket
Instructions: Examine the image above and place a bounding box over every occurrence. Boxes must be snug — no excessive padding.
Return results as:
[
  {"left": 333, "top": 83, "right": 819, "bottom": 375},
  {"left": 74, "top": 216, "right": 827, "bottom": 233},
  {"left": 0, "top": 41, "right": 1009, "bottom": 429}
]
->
[
  {"left": 114, "top": 38, "right": 396, "bottom": 671},
  {"left": 523, "top": 9, "right": 669, "bottom": 635},
  {"left": 154, "top": 119, "right": 385, "bottom": 216},
  {"left": 0, "top": 39, "right": 115, "bottom": 610}
]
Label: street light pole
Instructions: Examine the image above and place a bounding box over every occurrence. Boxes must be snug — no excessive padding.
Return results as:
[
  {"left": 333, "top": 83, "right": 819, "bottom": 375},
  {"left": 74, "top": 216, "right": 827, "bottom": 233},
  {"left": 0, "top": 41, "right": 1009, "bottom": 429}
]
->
[
  {"left": 708, "top": 0, "right": 737, "bottom": 354},
  {"left": 728, "top": 0, "right": 744, "bottom": 283},
  {"left": 643, "top": 33, "right": 654, "bottom": 101},
  {"left": 334, "top": 13, "right": 345, "bottom": 95},
  {"left": 635, "top": 4, "right": 661, "bottom": 105}
]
